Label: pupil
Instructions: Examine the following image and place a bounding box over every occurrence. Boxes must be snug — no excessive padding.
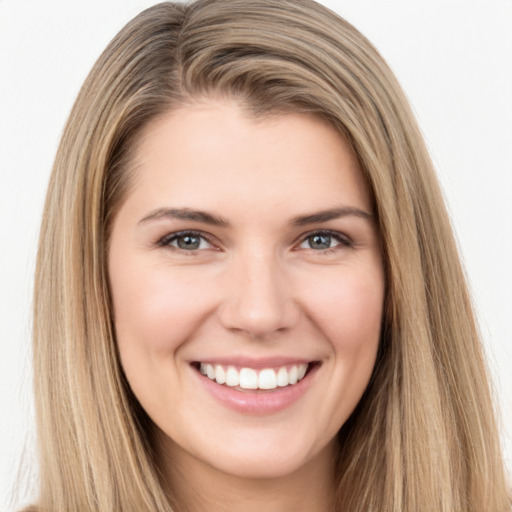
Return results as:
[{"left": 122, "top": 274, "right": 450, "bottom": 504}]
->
[
  {"left": 178, "top": 235, "right": 200, "bottom": 250},
  {"left": 310, "top": 234, "right": 331, "bottom": 249}
]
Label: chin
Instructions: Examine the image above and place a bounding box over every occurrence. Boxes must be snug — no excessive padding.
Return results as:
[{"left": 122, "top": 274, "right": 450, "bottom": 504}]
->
[
  {"left": 171, "top": 423, "right": 337, "bottom": 482},
  {"left": 212, "top": 448, "right": 310, "bottom": 480}
]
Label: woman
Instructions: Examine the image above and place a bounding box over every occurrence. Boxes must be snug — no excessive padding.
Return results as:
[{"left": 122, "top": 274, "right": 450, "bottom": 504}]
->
[{"left": 28, "top": 0, "right": 510, "bottom": 510}]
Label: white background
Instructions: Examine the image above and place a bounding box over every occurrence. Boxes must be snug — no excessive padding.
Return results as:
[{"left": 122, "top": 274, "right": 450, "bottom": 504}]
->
[{"left": 1, "top": 0, "right": 511, "bottom": 509}]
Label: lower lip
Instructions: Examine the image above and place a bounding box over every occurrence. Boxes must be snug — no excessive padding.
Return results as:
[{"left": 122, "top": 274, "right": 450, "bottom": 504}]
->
[{"left": 194, "top": 365, "right": 319, "bottom": 415}]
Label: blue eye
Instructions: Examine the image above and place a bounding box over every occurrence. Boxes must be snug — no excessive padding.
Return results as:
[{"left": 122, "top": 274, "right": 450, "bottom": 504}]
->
[
  {"left": 159, "top": 231, "right": 212, "bottom": 251},
  {"left": 158, "top": 230, "right": 350, "bottom": 253},
  {"left": 298, "top": 231, "right": 350, "bottom": 251}
]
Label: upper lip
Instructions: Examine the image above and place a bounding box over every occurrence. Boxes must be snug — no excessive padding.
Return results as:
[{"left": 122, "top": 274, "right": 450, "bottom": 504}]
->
[{"left": 191, "top": 357, "right": 318, "bottom": 370}]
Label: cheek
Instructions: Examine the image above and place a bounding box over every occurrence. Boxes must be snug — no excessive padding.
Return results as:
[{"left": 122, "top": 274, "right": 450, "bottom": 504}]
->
[
  {"left": 310, "top": 267, "right": 384, "bottom": 419},
  {"left": 109, "top": 264, "right": 221, "bottom": 419},
  {"left": 299, "top": 264, "right": 384, "bottom": 356},
  {"left": 110, "top": 264, "right": 216, "bottom": 360}
]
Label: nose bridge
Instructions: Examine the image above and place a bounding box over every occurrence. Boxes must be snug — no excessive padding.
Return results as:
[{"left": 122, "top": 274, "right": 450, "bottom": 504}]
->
[{"left": 219, "top": 243, "right": 298, "bottom": 337}]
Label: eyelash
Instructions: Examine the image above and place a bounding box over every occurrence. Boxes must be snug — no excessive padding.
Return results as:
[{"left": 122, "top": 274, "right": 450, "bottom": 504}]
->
[
  {"left": 297, "top": 230, "right": 353, "bottom": 252},
  {"left": 157, "top": 230, "right": 215, "bottom": 253},
  {"left": 156, "top": 229, "right": 353, "bottom": 254}
]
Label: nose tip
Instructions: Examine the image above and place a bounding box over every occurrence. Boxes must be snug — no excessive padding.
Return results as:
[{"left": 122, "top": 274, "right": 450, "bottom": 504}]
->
[{"left": 218, "top": 257, "right": 299, "bottom": 339}]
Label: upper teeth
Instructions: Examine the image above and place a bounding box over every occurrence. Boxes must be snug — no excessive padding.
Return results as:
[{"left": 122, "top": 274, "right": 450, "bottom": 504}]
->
[{"left": 199, "top": 363, "right": 309, "bottom": 390}]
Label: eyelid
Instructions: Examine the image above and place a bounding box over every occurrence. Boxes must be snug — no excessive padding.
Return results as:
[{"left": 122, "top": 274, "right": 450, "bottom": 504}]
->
[
  {"left": 156, "top": 229, "right": 352, "bottom": 253},
  {"left": 294, "top": 229, "right": 353, "bottom": 250},
  {"left": 157, "top": 230, "right": 218, "bottom": 251}
]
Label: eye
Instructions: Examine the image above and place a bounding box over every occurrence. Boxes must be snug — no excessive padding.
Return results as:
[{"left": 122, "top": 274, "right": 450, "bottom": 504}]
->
[
  {"left": 158, "top": 231, "right": 214, "bottom": 251},
  {"left": 297, "top": 231, "right": 351, "bottom": 251}
]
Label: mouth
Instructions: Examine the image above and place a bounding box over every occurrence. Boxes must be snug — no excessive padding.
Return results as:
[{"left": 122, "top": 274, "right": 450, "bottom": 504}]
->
[{"left": 191, "top": 361, "right": 319, "bottom": 392}]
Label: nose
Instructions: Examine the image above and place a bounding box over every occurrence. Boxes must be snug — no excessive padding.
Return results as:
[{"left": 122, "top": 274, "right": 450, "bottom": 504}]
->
[{"left": 218, "top": 248, "right": 300, "bottom": 339}]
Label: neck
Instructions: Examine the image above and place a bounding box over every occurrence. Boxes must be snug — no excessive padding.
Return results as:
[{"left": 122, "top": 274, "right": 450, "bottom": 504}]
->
[{"left": 156, "top": 433, "right": 338, "bottom": 512}]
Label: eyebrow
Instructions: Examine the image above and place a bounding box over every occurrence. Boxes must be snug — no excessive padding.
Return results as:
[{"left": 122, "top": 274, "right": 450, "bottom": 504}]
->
[
  {"left": 138, "top": 206, "right": 373, "bottom": 228},
  {"left": 138, "top": 207, "right": 231, "bottom": 227},
  {"left": 290, "top": 207, "right": 373, "bottom": 226}
]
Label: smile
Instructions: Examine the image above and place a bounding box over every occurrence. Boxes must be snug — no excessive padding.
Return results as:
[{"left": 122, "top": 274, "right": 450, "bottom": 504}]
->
[
  {"left": 191, "top": 359, "right": 321, "bottom": 413},
  {"left": 199, "top": 363, "right": 309, "bottom": 390}
]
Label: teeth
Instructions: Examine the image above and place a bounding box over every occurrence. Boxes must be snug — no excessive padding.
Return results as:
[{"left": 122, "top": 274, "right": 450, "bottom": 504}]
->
[
  {"left": 289, "top": 365, "right": 298, "bottom": 385},
  {"left": 215, "top": 365, "right": 226, "bottom": 385},
  {"left": 239, "top": 368, "right": 258, "bottom": 389},
  {"left": 199, "top": 363, "right": 309, "bottom": 390},
  {"left": 258, "top": 368, "right": 277, "bottom": 390},
  {"left": 276, "top": 367, "right": 289, "bottom": 387},
  {"left": 226, "top": 366, "right": 239, "bottom": 387}
]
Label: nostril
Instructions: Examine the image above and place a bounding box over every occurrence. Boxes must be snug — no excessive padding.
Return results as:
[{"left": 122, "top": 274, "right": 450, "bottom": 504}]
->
[{"left": 218, "top": 298, "right": 301, "bottom": 339}]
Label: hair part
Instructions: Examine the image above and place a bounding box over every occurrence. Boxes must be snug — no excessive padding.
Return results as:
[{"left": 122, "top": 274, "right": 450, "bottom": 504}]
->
[{"left": 32, "top": 1, "right": 510, "bottom": 511}]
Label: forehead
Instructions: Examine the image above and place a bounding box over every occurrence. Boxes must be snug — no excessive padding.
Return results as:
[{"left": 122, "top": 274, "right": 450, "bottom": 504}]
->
[{"left": 125, "top": 99, "right": 371, "bottom": 219}]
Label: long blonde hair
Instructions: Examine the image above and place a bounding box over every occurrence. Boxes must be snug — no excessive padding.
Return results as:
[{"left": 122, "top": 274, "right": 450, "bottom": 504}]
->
[{"left": 31, "top": 1, "right": 510, "bottom": 510}]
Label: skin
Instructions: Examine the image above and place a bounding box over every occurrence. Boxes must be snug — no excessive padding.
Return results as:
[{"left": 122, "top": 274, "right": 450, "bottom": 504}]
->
[{"left": 108, "top": 99, "right": 385, "bottom": 512}]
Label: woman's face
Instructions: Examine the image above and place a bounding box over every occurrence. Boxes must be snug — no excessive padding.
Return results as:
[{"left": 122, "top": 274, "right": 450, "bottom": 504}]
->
[{"left": 108, "top": 100, "right": 384, "bottom": 481}]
